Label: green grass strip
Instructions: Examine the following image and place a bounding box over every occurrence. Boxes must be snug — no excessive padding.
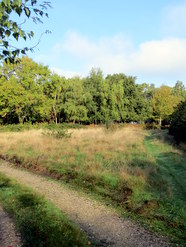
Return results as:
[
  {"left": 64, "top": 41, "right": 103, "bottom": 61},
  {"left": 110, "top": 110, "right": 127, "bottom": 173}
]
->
[
  {"left": 144, "top": 131, "right": 186, "bottom": 244},
  {"left": 0, "top": 172, "right": 89, "bottom": 247}
]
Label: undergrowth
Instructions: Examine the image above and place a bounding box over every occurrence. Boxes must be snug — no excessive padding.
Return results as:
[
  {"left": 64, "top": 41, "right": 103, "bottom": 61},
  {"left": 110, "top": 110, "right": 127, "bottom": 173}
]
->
[{"left": 0, "top": 123, "right": 83, "bottom": 132}]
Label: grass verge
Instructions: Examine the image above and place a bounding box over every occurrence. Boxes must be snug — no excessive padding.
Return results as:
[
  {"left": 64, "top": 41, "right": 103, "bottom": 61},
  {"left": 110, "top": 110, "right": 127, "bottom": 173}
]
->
[
  {"left": 144, "top": 130, "right": 186, "bottom": 244},
  {"left": 0, "top": 172, "right": 89, "bottom": 247}
]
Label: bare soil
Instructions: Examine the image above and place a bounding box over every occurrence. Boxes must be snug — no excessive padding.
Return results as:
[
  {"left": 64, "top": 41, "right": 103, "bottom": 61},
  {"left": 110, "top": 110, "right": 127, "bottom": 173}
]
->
[
  {"left": 0, "top": 205, "right": 22, "bottom": 247},
  {"left": 0, "top": 160, "right": 171, "bottom": 247}
]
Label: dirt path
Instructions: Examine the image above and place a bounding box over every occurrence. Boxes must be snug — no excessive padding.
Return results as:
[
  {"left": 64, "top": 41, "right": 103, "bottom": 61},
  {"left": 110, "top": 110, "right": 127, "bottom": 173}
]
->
[
  {"left": 0, "top": 161, "right": 171, "bottom": 247},
  {"left": 0, "top": 205, "right": 22, "bottom": 247}
]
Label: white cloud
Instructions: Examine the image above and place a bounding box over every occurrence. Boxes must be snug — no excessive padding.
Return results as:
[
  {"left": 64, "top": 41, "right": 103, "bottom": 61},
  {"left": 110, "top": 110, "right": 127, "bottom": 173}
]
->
[
  {"left": 33, "top": 31, "right": 186, "bottom": 84},
  {"left": 62, "top": 31, "right": 132, "bottom": 58},
  {"left": 61, "top": 31, "right": 132, "bottom": 73},
  {"left": 128, "top": 38, "right": 186, "bottom": 75},
  {"left": 162, "top": 1, "right": 186, "bottom": 36},
  {"left": 51, "top": 67, "right": 82, "bottom": 78},
  {"left": 59, "top": 32, "right": 186, "bottom": 80}
]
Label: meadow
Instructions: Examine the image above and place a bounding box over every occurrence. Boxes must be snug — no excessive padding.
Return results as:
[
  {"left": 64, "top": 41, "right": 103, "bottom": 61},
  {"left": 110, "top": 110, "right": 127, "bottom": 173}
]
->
[{"left": 0, "top": 125, "right": 185, "bottom": 244}]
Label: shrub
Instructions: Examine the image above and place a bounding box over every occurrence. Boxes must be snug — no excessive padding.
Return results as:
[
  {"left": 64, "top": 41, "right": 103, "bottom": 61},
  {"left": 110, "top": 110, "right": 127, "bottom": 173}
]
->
[
  {"left": 43, "top": 128, "right": 72, "bottom": 139},
  {"left": 169, "top": 100, "right": 186, "bottom": 143}
]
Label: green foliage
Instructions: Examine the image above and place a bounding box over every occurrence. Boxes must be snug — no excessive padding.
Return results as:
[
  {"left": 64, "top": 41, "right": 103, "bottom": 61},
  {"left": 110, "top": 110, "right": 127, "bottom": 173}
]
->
[
  {"left": 62, "top": 77, "right": 88, "bottom": 123},
  {"left": 0, "top": 57, "right": 183, "bottom": 125},
  {"left": 83, "top": 68, "right": 106, "bottom": 123},
  {"left": 0, "top": 123, "right": 83, "bottom": 132},
  {"left": 0, "top": 0, "right": 51, "bottom": 62},
  {"left": 169, "top": 100, "right": 186, "bottom": 143},
  {"left": 172, "top": 81, "right": 186, "bottom": 101},
  {"left": 151, "top": 86, "right": 180, "bottom": 125},
  {"left": 0, "top": 57, "right": 51, "bottom": 124},
  {"left": 0, "top": 123, "right": 26, "bottom": 131},
  {"left": 0, "top": 173, "right": 88, "bottom": 247}
]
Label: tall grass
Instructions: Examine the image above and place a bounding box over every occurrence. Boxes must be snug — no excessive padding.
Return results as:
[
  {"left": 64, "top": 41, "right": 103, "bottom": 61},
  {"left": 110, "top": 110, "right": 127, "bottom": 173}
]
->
[
  {"left": 0, "top": 127, "right": 153, "bottom": 202},
  {"left": 0, "top": 126, "right": 185, "bottom": 243}
]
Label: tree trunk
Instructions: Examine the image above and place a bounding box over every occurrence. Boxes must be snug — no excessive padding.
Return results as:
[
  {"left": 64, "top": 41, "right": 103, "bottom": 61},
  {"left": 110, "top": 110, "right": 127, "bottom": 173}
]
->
[
  {"left": 52, "top": 105, "right": 57, "bottom": 125},
  {"left": 53, "top": 93, "right": 57, "bottom": 125},
  {"left": 159, "top": 117, "right": 162, "bottom": 126}
]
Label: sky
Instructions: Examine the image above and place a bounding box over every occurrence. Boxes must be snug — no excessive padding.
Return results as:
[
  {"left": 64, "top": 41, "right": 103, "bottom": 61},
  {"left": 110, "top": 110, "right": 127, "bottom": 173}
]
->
[{"left": 22, "top": 0, "right": 186, "bottom": 86}]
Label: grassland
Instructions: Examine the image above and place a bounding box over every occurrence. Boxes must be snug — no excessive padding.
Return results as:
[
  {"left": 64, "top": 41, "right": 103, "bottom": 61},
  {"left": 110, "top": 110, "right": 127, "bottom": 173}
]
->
[{"left": 0, "top": 126, "right": 185, "bottom": 244}]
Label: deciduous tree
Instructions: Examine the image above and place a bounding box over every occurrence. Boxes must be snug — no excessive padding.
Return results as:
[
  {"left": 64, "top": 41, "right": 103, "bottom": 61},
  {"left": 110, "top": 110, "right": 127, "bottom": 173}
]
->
[{"left": 151, "top": 86, "right": 179, "bottom": 126}]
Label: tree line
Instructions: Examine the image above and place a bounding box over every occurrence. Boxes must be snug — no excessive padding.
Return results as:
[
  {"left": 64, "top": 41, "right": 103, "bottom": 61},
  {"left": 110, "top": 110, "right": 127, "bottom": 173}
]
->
[{"left": 0, "top": 57, "right": 185, "bottom": 126}]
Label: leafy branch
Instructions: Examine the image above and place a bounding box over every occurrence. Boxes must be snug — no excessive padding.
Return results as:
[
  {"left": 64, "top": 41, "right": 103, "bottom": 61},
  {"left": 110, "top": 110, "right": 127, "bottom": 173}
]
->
[{"left": 0, "top": 0, "right": 51, "bottom": 63}]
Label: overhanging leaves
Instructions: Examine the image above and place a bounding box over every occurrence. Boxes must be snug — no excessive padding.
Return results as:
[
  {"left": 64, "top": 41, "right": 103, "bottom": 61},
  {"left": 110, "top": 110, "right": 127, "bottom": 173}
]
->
[{"left": 0, "top": 0, "right": 51, "bottom": 63}]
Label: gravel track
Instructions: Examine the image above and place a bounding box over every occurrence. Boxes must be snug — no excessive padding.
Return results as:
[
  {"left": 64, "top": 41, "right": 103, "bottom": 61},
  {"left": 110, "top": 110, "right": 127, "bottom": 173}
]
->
[
  {"left": 0, "top": 205, "right": 22, "bottom": 247},
  {"left": 0, "top": 161, "right": 171, "bottom": 247}
]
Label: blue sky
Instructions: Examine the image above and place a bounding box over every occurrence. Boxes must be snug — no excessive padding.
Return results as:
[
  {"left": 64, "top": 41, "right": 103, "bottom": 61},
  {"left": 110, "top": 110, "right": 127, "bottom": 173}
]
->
[{"left": 23, "top": 0, "right": 186, "bottom": 86}]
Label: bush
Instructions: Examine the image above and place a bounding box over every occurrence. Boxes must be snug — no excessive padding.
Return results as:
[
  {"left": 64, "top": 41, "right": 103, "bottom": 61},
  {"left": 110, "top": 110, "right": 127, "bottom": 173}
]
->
[
  {"left": 43, "top": 128, "right": 72, "bottom": 139},
  {"left": 169, "top": 100, "right": 186, "bottom": 143}
]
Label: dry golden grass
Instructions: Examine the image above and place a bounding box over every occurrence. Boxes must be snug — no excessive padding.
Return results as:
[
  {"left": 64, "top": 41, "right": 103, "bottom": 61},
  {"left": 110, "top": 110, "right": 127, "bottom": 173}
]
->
[
  {"left": 0, "top": 127, "right": 145, "bottom": 156},
  {"left": 70, "top": 127, "right": 146, "bottom": 155},
  {"left": 0, "top": 127, "right": 155, "bottom": 183}
]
